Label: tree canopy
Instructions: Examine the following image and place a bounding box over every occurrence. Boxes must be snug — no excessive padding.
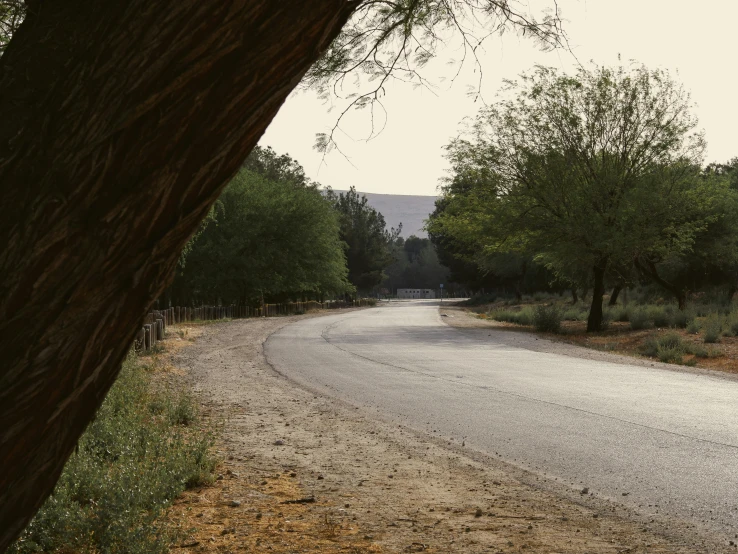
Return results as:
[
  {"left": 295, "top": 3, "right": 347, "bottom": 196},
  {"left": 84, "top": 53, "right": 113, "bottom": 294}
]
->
[
  {"left": 429, "top": 63, "right": 716, "bottom": 330},
  {"left": 172, "top": 166, "right": 352, "bottom": 305},
  {"left": 326, "top": 186, "right": 400, "bottom": 294},
  {"left": 383, "top": 235, "right": 450, "bottom": 293}
]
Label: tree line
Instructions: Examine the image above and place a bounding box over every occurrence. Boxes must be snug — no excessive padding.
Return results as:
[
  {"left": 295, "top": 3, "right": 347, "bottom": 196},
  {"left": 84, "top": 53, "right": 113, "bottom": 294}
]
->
[
  {"left": 428, "top": 63, "right": 738, "bottom": 331},
  {"left": 168, "top": 146, "right": 410, "bottom": 306}
]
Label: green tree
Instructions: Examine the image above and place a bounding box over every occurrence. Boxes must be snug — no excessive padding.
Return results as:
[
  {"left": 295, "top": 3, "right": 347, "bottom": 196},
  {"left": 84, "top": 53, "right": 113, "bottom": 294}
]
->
[
  {"left": 383, "top": 236, "right": 449, "bottom": 292},
  {"left": 438, "top": 64, "right": 709, "bottom": 330},
  {"left": 634, "top": 171, "right": 738, "bottom": 303},
  {"left": 0, "top": 1, "right": 563, "bottom": 545},
  {"left": 326, "top": 187, "right": 399, "bottom": 294},
  {"left": 241, "top": 145, "right": 310, "bottom": 188},
  {"left": 175, "top": 168, "right": 352, "bottom": 304}
]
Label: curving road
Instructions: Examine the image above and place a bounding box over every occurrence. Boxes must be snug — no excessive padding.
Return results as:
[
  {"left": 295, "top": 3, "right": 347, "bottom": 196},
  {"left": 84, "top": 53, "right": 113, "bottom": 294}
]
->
[{"left": 265, "top": 300, "right": 738, "bottom": 538}]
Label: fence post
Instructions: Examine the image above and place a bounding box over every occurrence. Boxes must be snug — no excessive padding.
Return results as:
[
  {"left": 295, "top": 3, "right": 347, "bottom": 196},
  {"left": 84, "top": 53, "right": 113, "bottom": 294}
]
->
[{"left": 144, "top": 324, "right": 152, "bottom": 350}]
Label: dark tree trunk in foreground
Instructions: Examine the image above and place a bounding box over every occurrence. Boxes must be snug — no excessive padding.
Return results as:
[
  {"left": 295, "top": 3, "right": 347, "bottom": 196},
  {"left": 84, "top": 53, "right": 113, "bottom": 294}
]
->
[
  {"left": 586, "top": 261, "right": 608, "bottom": 332},
  {"left": 0, "top": 1, "right": 357, "bottom": 549},
  {"left": 608, "top": 285, "right": 622, "bottom": 306}
]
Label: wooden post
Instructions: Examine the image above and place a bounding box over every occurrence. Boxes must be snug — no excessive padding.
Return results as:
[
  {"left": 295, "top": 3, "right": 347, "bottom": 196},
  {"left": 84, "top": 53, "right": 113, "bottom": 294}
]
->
[{"left": 144, "top": 324, "right": 151, "bottom": 350}]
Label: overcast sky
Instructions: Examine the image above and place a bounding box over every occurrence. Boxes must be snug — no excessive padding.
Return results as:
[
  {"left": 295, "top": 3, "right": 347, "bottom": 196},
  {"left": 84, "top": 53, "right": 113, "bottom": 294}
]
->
[{"left": 260, "top": 0, "right": 738, "bottom": 197}]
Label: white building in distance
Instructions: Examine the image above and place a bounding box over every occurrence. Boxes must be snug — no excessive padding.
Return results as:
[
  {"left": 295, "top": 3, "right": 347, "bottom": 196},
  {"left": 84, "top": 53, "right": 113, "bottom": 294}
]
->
[{"left": 397, "top": 288, "right": 435, "bottom": 299}]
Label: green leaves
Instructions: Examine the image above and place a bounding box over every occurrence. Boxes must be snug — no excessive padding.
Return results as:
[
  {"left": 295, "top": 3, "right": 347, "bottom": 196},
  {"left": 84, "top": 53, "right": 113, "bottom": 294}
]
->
[
  {"left": 431, "top": 63, "right": 723, "bottom": 323},
  {"left": 327, "top": 186, "right": 398, "bottom": 293},
  {"left": 175, "top": 165, "right": 352, "bottom": 304}
]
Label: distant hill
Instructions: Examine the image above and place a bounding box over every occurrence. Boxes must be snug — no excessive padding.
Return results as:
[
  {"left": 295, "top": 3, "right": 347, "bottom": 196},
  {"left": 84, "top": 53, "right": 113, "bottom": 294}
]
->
[{"left": 332, "top": 190, "right": 438, "bottom": 238}]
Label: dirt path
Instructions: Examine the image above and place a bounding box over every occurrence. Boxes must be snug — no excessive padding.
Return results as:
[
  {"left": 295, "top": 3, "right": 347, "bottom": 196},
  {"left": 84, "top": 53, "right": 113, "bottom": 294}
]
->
[{"left": 164, "top": 311, "right": 728, "bottom": 553}]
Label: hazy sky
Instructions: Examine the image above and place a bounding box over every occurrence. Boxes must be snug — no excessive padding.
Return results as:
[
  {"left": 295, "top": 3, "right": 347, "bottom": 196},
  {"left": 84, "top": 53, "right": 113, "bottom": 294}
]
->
[{"left": 260, "top": 0, "right": 738, "bottom": 196}]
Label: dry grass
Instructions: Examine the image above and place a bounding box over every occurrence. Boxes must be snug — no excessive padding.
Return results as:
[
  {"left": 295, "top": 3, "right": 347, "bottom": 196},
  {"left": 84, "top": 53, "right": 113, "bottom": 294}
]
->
[{"left": 165, "top": 462, "right": 383, "bottom": 553}]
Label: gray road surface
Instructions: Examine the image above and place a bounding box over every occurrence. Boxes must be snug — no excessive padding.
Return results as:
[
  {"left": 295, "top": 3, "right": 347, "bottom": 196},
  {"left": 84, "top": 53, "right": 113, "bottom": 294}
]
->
[{"left": 265, "top": 300, "right": 738, "bottom": 539}]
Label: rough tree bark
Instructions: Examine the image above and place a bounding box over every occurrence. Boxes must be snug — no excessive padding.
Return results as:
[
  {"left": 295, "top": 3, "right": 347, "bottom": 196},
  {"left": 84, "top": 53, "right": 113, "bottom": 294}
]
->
[
  {"left": 0, "top": 1, "right": 357, "bottom": 549},
  {"left": 586, "top": 260, "right": 608, "bottom": 332}
]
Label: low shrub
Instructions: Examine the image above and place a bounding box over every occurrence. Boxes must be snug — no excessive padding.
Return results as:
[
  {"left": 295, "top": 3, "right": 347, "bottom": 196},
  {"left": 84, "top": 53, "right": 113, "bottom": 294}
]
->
[
  {"left": 10, "top": 353, "right": 216, "bottom": 554},
  {"left": 641, "top": 337, "right": 659, "bottom": 357},
  {"left": 671, "top": 309, "right": 693, "bottom": 329},
  {"left": 686, "top": 318, "right": 701, "bottom": 334},
  {"left": 658, "top": 332, "right": 684, "bottom": 350},
  {"left": 629, "top": 308, "right": 652, "bottom": 331},
  {"left": 641, "top": 333, "right": 687, "bottom": 363},
  {"left": 490, "top": 307, "right": 534, "bottom": 326},
  {"left": 647, "top": 305, "right": 671, "bottom": 328},
  {"left": 703, "top": 315, "right": 723, "bottom": 343},
  {"left": 533, "top": 305, "right": 562, "bottom": 333},
  {"left": 657, "top": 346, "right": 683, "bottom": 364},
  {"left": 725, "top": 314, "right": 738, "bottom": 337},
  {"left": 692, "top": 344, "right": 710, "bottom": 358},
  {"left": 562, "top": 307, "right": 587, "bottom": 321},
  {"left": 615, "top": 306, "right": 631, "bottom": 322}
]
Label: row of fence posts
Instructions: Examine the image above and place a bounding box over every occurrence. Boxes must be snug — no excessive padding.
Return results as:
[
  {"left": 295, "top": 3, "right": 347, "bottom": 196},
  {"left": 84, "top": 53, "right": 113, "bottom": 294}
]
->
[{"left": 135, "top": 299, "right": 374, "bottom": 352}]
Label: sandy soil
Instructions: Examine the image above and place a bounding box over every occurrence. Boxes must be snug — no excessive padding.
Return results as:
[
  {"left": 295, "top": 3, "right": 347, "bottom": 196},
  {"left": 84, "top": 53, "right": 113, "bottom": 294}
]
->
[{"left": 161, "top": 310, "right": 731, "bottom": 553}]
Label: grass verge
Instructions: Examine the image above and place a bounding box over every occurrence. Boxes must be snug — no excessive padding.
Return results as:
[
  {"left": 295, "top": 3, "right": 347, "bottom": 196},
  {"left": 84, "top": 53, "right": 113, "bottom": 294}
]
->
[{"left": 10, "top": 351, "right": 216, "bottom": 554}]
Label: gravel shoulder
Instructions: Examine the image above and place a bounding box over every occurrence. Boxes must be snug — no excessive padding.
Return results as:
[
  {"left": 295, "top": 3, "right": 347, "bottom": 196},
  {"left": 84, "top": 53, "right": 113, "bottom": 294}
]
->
[{"left": 164, "top": 310, "right": 728, "bottom": 553}]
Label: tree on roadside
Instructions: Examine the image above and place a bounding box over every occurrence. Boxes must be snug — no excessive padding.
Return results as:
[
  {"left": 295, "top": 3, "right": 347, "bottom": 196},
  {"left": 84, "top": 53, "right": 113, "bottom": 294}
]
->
[
  {"left": 0, "top": 1, "right": 564, "bottom": 547},
  {"left": 173, "top": 167, "right": 352, "bottom": 304},
  {"left": 436, "top": 64, "right": 708, "bottom": 330},
  {"left": 382, "top": 235, "right": 450, "bottom": 292},
  {"left": 326, "top": 187, "right": 399, "bottom": 294}
]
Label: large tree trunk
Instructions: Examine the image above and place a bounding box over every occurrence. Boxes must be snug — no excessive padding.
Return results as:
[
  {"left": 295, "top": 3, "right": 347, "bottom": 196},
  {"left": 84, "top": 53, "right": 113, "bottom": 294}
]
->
[
  {"left": 0, "top": 1, "right": 357, "bottom": 549},
  {"left": 586, "top": 261, "right": 608, "bottom": 332}
]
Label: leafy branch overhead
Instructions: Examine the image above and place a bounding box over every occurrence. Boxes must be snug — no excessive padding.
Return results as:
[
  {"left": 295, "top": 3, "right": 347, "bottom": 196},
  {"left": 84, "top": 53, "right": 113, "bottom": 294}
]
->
[{"left": 306, "top": 0, "right": 568, "bottom": 153}]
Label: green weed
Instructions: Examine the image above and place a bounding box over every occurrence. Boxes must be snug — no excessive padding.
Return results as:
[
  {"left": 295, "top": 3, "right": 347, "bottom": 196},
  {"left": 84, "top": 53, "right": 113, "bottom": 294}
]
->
[
  {"left": 533, "top": 305, "right": 561, "bottom": 333},
  {"left": 703, "top": 315, "right": 723, "bottom": 343},
  {"left": 10, "top": 353, "right": 216, "bottom": 554},
  {"left": 629, "top": 308, "right": 652, "bottom": 331}
]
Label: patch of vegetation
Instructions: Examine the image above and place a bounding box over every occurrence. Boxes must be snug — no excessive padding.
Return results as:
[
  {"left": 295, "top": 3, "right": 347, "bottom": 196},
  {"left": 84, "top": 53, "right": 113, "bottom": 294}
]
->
[
  {"left": 641, "top": 333, "right": 689, "bottom": 363},
  {"left": 490, "top": 306, "right": 534, "bottom": 326},
  {"left": 10, "top": 353, "right": 216, "bottom": 554},
  {"left": 670, "top": 309, "right": 693, "bottom": 329},
  {"left": 647, "top": 305, "right": 671, "bottom": 328},
  {"left": 562, "top": 307, "right": 587, "bottom": 321},
  {"left": 686, "top": 318, "right": 701, "bottom": 334},
  {"left": 629, "top": 308, "right": 652, "bottom": 331},
  {"left": 615, "top": 306, "right": 631, "bottom": 322},
  {"left": 703, "top": 315, "right": 723, "bottom": 343},
  {"left": 533, "top": 304, "right": 561, "bottom": 333}
]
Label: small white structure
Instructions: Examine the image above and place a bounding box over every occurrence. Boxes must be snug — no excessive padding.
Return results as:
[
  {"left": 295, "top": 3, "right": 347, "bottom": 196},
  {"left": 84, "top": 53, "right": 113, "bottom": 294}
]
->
[{"left": 397, "top": 288, "right": 435, "bottom": 299}]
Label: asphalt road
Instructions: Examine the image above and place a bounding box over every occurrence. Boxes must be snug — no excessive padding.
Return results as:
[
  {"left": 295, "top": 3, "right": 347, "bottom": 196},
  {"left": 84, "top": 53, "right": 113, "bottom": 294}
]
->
[{"left": 265, "top": 300, "right": 738, "bottom": 538}]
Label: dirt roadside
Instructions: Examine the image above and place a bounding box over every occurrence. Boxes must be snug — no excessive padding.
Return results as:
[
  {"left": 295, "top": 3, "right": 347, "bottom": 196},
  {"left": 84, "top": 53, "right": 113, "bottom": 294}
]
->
[{"left": 163, "top": 309, "right": 729, "bottom": 553}]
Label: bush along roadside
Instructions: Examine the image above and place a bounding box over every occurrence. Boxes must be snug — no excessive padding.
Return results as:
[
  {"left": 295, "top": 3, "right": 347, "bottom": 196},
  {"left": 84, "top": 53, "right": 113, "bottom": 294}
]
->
[{"left": 10, "top": 351, "right": 216, "bottom": 554}]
